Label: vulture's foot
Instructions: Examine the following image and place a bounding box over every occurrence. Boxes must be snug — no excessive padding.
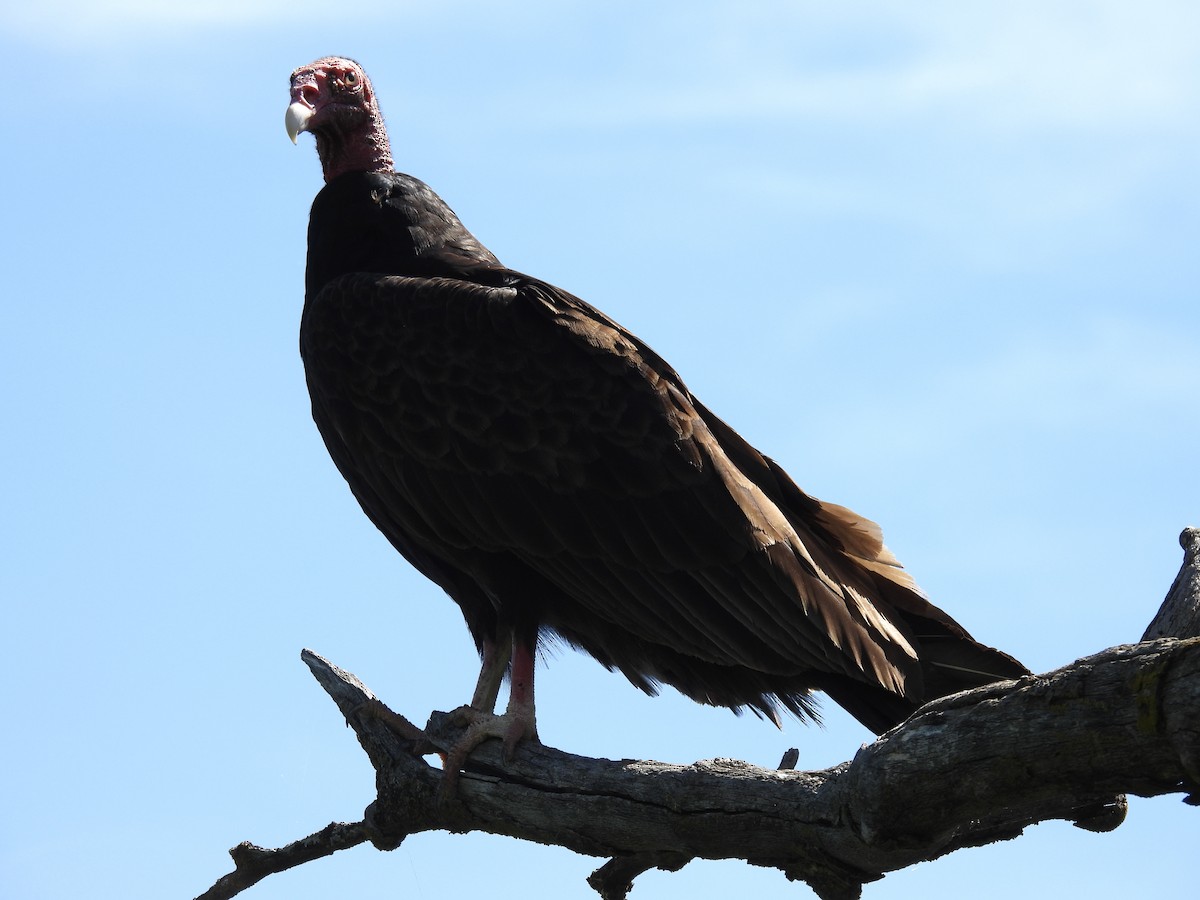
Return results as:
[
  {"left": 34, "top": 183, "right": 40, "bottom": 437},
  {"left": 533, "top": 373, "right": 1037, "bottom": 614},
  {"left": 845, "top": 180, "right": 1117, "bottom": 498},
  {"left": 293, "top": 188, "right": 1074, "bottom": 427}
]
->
[
  {"left": 353, "top": 697, "right": 431, "bottom": 749},
  {"left": 438, "top": 704, "right": 539, "bottom": 802}
]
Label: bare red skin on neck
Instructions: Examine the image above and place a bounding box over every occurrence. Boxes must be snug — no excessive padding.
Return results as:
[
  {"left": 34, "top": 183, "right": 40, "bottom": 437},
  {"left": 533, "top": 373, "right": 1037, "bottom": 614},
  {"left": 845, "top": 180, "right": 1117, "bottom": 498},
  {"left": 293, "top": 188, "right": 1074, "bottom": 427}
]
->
[{"left": 290, "top": 57, "right": 394, "bottom": 183}]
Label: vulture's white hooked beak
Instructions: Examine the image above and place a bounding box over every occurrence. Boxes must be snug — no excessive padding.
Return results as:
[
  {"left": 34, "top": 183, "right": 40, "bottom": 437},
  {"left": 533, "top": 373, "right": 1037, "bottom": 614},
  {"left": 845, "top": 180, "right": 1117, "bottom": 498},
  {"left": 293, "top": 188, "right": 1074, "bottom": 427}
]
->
[{"left": 285, "top": 101, "right": 314, "bottom": 145}]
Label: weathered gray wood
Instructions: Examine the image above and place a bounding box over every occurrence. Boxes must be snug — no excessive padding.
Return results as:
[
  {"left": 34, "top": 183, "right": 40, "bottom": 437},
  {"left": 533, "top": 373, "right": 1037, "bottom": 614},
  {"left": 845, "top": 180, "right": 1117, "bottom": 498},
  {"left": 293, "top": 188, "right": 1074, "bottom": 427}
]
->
[
  {"left": 196, "top": 530, "right": 1200, "bottom": 900},
  {"left": 195, "top": 822, "right": 369, "bottom": 900},
  {"left": 1144, "top": 527, "right": 1200, "bottom": 640},
  {"left": 213, "top": 639, "right": 1195, "bottom": 900}
]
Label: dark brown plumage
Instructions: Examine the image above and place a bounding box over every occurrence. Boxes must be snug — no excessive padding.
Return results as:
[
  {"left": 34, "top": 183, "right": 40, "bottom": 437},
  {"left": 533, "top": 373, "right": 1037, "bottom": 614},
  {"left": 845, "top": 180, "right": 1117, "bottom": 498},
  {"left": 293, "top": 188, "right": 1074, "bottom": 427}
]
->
[{"left": 287, "top": 57, "right": 1027, "bottom": 752}]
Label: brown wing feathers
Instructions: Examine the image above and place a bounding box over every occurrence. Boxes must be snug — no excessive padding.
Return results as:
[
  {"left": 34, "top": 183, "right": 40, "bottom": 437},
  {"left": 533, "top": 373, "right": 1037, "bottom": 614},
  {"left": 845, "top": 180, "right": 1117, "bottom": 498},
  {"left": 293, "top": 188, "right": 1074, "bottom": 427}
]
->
[{"left": 304, "top": 269, "right": 974, "bottom": 723}]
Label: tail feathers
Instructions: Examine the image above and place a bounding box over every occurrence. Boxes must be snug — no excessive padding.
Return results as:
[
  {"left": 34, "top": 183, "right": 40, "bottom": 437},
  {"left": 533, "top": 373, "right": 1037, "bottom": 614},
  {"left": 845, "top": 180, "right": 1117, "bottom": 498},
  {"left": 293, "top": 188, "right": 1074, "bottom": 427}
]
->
[
  {"left": 918, "top": 634, "right": 1028, "bottom": 701},
  {"left": 818, "top": 632, "right": 1028, "bottom": 735},
  {"left": 817, "top": 676, "right": 923, "bottom": 735}
]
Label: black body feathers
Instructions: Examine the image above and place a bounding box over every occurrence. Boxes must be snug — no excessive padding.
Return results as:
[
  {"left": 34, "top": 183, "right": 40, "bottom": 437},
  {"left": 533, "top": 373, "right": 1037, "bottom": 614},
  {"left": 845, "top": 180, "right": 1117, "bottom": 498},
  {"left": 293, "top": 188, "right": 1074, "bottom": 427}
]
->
[{"left": 301, "top": 170, "right": 1027, "bottom": 733}]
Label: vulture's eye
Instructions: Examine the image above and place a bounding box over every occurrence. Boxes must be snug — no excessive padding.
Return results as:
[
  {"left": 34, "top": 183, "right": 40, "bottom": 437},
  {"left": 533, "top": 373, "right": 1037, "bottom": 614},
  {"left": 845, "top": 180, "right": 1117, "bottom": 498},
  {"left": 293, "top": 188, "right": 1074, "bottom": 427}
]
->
[{"left": 343, "top": 71, "right": 358, "bottom": 85}]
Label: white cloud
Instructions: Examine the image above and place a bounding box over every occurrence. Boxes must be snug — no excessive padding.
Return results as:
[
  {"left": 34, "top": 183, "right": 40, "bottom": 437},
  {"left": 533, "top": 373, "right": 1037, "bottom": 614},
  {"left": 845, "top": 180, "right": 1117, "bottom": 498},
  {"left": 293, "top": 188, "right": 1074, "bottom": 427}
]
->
[
  {"left": 962, "top": 321, "right": 1194, "bottom": 425},
  {"left": 12, "top": 2, "right": 1198, "bottom": 139},
  {"left": 3, "top": 0, "right": 291, "bottom": 40},
  {"left": 888, "top": 2, "right": 1200, "bottom": 132},
  {"left": 859, "top": 317, "right": 1200, "bottom": 455},
  {"left": 1, "top": 0, "right": 521, "bottom": 46},
  {"left": 543, "top": 1, "right": 1200, "bottom": 137},
  {"left": 721, "top": 142, "right": 1170, "bottom": 274}
]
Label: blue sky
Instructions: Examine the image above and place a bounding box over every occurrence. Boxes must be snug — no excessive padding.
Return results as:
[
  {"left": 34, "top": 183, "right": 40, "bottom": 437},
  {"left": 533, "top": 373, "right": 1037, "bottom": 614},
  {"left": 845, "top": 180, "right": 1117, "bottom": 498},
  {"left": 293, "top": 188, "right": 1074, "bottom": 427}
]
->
[{"left": 2, "top": 2, "right": 1197, "bottom": 898}]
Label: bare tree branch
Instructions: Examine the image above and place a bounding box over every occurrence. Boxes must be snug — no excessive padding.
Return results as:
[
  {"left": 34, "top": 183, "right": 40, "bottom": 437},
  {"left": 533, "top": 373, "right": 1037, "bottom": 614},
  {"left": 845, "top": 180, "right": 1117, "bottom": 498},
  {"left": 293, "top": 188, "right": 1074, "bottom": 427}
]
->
[
  {"left": 196, "top": 528, "right": 1200, "bottom": 900},
  {"left": 195, "top": 822, "right": 370, "bottom": 900}
]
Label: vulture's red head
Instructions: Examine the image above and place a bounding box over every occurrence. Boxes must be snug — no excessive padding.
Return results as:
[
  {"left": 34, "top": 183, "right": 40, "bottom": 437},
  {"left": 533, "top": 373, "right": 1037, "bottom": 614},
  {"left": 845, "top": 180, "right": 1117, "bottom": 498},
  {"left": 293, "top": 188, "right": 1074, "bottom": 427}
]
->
[{"left": 286, "top": 57, "right": 393, "bottom": 182}]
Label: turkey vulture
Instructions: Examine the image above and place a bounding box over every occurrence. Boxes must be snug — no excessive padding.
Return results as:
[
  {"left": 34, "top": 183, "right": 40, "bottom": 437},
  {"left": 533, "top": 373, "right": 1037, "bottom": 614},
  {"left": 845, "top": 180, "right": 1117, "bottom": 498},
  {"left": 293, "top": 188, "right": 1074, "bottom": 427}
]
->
[{"left": 286, "top": 57, "right": 1026, "bottom": 762}]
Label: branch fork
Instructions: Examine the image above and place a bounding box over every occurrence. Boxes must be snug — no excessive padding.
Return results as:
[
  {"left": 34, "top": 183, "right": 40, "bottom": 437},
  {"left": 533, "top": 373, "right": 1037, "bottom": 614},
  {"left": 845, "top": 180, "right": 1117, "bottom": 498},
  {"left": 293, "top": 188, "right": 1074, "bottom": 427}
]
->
[{"left": 197, "top": 528, "right": 1200, "bottom": 900}]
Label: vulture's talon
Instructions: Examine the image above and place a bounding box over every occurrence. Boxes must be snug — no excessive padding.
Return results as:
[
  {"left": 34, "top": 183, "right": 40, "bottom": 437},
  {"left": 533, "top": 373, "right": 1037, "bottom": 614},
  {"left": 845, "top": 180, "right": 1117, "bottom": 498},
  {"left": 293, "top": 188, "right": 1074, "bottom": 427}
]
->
[{"left": 353, "top": 697, "right": 431, "bottom": 749}]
